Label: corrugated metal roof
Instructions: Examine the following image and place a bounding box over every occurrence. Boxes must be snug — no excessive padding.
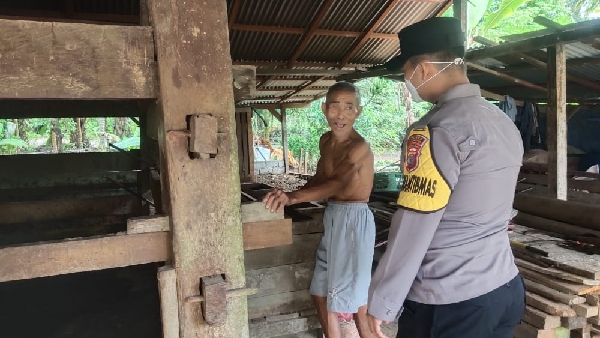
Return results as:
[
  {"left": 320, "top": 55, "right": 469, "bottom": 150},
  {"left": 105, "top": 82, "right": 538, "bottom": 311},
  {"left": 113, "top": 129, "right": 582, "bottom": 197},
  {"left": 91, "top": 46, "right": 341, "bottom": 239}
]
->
[
  {"left": 232, "top": 0, "right": 324, "bottom": 28},
  {"left": 352, "top": 38, "right": 399, "bottom": 65},
  {"left": 320, "top": 0, "right": 389, "bottom": 32},
  {"left": 298, "top": 36, "right": 357, "bottom": 63},
  {"left": 230, "top": 30, "right": 301, "bottom": 62},
  {"left": 376, "top": 1, "right": 444, "bottom": 33}
]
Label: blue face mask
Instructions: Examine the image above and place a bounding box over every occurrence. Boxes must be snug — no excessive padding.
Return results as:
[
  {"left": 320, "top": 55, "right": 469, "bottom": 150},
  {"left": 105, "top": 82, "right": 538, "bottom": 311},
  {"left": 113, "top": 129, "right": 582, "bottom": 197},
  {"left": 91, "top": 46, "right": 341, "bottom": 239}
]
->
[{"left": 405, "top": 58, "right": 464, "bottom": 103}]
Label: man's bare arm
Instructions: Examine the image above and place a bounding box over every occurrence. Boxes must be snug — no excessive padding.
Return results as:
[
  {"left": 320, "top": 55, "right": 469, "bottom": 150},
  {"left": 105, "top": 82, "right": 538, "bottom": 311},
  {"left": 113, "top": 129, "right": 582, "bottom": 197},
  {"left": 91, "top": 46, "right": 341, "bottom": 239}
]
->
[{"left": 288, "top": 141, "right": 371, "bottom": 204}]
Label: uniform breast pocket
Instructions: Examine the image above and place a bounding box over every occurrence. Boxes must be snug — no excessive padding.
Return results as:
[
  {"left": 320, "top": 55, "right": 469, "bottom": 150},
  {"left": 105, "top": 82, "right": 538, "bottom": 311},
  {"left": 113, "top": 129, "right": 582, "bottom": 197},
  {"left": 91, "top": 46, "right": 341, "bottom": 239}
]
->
[{"left": 457, "top": 136, "right": 478, "bottom": 163}]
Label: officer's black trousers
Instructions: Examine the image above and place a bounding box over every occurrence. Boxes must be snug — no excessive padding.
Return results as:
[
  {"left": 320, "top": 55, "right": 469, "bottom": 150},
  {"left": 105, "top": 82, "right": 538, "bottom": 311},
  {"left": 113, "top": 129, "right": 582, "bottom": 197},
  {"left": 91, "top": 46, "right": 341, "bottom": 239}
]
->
[{"left": 396, "top": 274, "right": 526, "bottom": 338}]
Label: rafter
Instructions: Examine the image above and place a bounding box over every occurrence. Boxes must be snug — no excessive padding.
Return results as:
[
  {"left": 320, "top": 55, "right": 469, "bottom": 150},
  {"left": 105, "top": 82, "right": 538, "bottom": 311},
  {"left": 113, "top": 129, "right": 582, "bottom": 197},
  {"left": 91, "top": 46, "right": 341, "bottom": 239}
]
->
[
  {"left": 474, "top": 37, "right": 600, "bottom": 93},
  {"left": 288, "top": 0, "right": 336, "bottom": 68},
  {"left": 277, "top": 77, "right": 326, "bottom": 103},
  {"left": 256, "top": 76, "right": 276, "bottom": 90},
  {"left": 339, "top": 0, "right": 401, "bottom": 67},
  {"left": 228, "top": 0, "right": 243, "bottom": 30}
]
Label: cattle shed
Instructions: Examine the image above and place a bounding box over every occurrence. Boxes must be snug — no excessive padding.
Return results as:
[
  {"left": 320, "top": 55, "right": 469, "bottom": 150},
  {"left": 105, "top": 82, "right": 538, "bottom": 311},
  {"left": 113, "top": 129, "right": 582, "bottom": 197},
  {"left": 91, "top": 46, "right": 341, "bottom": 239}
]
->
[
  {"left": 0, "top": 0, "right": 450, "bottom": 338},
  {"left": 1, "top": 0, "right": 600, "bottom": 337}
]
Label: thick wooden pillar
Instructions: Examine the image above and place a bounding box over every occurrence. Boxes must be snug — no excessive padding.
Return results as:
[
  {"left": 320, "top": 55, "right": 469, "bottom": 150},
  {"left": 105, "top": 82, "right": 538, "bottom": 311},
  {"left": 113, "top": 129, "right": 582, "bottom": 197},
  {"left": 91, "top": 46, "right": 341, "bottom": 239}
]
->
[
  {"left": 453, "top": 0, "right": 468, "bottom": 46},
  {"left": 149, "top": 1, "right": 248, "bottom": 338},
  {"left": 281, "top": 107, "right": 289, "bottom": 174},
  {"left": 547, "top": 44, "right": 568, "bottom": 200}
]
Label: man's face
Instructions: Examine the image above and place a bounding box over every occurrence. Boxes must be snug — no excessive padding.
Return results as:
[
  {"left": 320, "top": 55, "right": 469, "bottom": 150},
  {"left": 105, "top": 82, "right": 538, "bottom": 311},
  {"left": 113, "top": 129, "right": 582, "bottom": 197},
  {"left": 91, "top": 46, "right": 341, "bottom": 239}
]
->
[{"left": 321, "top": 90, "right": 362, "bottom": 135}]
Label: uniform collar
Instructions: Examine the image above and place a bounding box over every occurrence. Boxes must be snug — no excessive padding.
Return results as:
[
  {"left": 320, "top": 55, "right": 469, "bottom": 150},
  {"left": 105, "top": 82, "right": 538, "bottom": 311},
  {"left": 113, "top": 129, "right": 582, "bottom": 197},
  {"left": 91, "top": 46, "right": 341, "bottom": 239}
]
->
[{"left": 435, "top": 83, "right": 481, "bottom": 106}]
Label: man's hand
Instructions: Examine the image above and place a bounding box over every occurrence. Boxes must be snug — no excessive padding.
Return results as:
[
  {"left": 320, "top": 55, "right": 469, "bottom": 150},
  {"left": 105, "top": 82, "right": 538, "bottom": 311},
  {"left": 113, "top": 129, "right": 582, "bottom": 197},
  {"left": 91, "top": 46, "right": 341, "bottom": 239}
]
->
[
  {"left": 262, "top": 188, "right": 292, "bottom": 212},
  {"left": 367, "top": 314, "right": 390, "bottom": 338}
]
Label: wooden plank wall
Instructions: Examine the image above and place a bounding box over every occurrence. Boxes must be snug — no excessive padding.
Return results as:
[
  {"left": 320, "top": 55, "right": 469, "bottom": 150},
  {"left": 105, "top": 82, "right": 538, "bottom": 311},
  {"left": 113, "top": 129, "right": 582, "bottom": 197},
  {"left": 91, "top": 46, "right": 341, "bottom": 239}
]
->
[
  {"left": 519, "top": 163, "right": 600, "bottom": 204},
  {"left": 236, "top": 108, "right": 255, "bottom": 182},
  {"left": 245, "top": 209, "right": 324, "bottom": 337}
]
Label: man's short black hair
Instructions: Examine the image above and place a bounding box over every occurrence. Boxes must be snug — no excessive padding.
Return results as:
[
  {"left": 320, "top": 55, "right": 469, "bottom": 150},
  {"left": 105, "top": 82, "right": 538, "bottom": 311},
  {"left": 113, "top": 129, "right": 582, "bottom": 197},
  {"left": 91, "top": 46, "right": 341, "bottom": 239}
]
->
[
  {"left": 326, "top": 81, "right": 362, "bottom": 105},
  {"left": 407, "top": 49, "right": 466, "bottom": 73}
]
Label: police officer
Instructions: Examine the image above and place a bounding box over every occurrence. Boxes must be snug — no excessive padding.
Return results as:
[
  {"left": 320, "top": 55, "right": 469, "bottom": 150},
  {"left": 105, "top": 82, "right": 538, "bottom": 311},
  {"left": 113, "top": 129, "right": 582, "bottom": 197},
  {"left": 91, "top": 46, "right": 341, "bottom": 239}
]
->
[{"left": 366, "top": 17, "right": 526, "bottom": 338}]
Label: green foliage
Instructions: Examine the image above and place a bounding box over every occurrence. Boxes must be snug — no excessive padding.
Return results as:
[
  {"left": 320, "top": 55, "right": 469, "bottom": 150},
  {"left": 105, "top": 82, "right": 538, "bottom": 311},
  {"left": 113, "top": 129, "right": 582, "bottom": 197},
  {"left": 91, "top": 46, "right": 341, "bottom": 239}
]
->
[
  {"left": 481, "top": 0, "right": 534, "bottom": 32},
  {"left": 0, "top": 138, "right": 28, "bottom": 154}
]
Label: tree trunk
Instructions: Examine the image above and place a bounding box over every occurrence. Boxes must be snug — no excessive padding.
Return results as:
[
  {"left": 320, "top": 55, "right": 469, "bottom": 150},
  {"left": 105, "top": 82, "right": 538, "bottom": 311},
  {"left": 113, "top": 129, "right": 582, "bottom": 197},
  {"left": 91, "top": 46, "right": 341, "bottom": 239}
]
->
[
  {"left": 98, "top": 117, "right": 107, "bottom": 150},
  {"left": 50, "top": 118, "right": 62, "bottom": 153},
  {"left": 71, "top": 118, "right": 84, "bottom": 149},
  {"left": 114, "top": 117, "right": 131, "bottom": 139},
  {"left": 18, "top": 119, "right": 28, "bottom": 142}
]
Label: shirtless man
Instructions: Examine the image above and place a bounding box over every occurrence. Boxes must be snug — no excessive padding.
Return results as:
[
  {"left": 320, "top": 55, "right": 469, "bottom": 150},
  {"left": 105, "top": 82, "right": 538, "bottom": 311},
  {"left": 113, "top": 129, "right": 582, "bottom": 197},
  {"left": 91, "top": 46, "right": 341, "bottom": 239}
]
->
[{"left": 263, "top": 82, "right": 376, "bottom": 338}]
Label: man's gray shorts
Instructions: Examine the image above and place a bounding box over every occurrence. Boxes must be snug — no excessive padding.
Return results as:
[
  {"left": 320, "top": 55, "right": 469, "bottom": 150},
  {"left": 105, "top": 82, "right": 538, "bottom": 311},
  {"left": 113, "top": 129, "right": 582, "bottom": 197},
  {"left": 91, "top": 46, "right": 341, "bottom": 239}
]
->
[{"left": 309, "top": 202, "right": 376, "bottom": 314}]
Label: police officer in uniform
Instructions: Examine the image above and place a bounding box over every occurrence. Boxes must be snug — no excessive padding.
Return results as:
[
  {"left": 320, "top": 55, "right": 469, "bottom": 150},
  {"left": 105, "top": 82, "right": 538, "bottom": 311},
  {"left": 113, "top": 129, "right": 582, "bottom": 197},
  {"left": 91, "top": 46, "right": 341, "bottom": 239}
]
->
[{"left": 366, "top": 17, "right": 526, "bottom": 338}]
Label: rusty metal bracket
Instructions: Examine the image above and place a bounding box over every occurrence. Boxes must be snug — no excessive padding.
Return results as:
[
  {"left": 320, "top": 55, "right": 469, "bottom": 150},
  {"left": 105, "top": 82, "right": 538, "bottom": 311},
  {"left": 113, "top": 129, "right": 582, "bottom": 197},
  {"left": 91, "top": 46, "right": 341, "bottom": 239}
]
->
[
  {"left": 185, "top": 274, "right": 257, "bottom": 325},
  {"left": 167, "top": 114, "right": 223, "bottom": 159}
]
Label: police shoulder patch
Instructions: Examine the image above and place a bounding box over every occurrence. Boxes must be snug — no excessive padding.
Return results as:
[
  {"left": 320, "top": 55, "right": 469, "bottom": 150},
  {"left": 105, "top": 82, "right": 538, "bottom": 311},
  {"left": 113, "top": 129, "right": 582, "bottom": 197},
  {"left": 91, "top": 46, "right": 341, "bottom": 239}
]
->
[{"left": 397, "top": 126, "right": 451, "bottom": 213}]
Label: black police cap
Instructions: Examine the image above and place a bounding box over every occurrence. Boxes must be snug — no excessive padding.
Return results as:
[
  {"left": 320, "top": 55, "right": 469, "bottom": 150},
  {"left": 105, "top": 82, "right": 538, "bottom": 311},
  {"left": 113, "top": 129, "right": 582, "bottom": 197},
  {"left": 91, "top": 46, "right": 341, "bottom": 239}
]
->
[{"left": 385, "top": 17, "right": 465, "bottom": 72}]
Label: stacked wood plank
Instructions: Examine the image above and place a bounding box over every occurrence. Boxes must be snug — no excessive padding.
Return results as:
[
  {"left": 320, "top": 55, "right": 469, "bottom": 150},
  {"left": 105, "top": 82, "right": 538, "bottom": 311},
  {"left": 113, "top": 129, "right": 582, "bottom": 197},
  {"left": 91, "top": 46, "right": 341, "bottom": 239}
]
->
[
  {"left": 510, "top": 226, "right": 600, "bottom": 338},
  {"left": 245, "top": 208, "right": 324, "bottom": 338},
  {"left": 511, "top": 195, "right": 600, "bottom": 338}
]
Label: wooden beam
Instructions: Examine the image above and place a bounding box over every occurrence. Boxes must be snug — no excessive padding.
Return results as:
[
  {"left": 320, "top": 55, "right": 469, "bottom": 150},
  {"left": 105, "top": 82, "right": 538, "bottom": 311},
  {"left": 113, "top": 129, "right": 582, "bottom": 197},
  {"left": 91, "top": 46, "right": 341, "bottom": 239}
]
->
[
  {"left": 158, "top": 266, "right": 180, "bottom": 338},
  {"left": 466, "top": 62, "right": 547, "bottom": 92},
  {"left": 547, "top": 44, "right": 568, "bottom": 200},
  {"left": 0, "top": 19, "right": 157, "bottom": 99},
  {"left": 474, "top": 37, "right": 600, "bottom": 93},
  {"left": 243, "top": 219, "right": 293, "bottom": 250},
  {"left": 240, "top": 102, "right": 313, "bottom": 109},
  {"left": 0, "top": 8, "right": 140, "bottom": 25},
  {"left": 149, "top": 0, "right": 248, "bottom": 335},
  {"left": 534, "top": 16, "right": 600, "bottom": 50},
  {"left": 0, "top": 232, "right": 169, "bottom": 283},
  {"left": 256, "top": 68, "right": 352, "bottom": 76},
  {"left": 0, "top": 195, "right": 142, "bottom": 224},
  {"left": 288, "top": 0, "right": 336, "bottom": 68},
  {"left": 454, "top": 0, "right": 468, "bottom": 40},
  {"left": 278, "top": 77, "right": 326, "bottom": 103},
  {"left": 339, "top": 0, "right": 400, "bottom": 67},
  {"left": 257, "top": 76, "right": 276, "bottom": 90},
  {"left": 267, "top": 108, "right": 283, "bottom": 122},
  {"left": 0, "top": 151, "right": 141, "bottom": 179},
  {"left": 0, "top": 100, "right": 149, "bottom": 119},
  {"left": 466, "top": 19, "right": 600, "bottom": 61},
  {"left": 228, "top": 0, "right": 243, "bottom": 30},
  {"left": 282, "top": 107, "right": 289, "bottom": 174}
]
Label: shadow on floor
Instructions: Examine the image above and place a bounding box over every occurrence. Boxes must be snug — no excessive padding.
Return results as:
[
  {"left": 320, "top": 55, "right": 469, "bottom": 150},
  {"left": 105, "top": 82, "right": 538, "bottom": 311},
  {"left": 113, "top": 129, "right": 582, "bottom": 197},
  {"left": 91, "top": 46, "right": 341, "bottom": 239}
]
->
[{"left": 0, "top": 263, "right": 162, "bottom": 338}]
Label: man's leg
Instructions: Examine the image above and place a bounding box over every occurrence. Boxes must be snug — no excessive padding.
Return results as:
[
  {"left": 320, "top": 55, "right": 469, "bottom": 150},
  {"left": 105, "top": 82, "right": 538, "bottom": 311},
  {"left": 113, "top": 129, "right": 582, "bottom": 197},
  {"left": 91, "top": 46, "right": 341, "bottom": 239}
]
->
[
  {"left": 313, "top": 295, "right": 342, "bottom": 338},
  {"left": 491, "top": 274, "right": 526, "bottom": 338},
  {"left": 310, "top": 209, "right": 341, "bottom": 337},
  {"left": 431, "top": 275, "right": 525, "bottom": 338},
  {"left": 354, "top": 304, "right": 374, "bottom": 338},
  {"left": 327, "top": 204, "right": 376, "bottom": 338}
]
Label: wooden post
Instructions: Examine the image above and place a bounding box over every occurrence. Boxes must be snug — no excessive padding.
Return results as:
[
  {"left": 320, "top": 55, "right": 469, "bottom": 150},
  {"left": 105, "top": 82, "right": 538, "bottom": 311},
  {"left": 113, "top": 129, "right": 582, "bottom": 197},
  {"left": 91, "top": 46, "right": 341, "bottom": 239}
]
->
[
  {"left": 281, "top": 107, "right": 289, "bottom": 174},
  {"left": 148, "top": 1, "right": 248, "bottom": 337},
  {"left": 453, "top": 0, "right": 468, "bottom": 48},
  {"left": 300, "top": 149, "right": 304, "bottom": 174},
  {"left": 547, "top": 44, "right": 568, "bottom": 200}
]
